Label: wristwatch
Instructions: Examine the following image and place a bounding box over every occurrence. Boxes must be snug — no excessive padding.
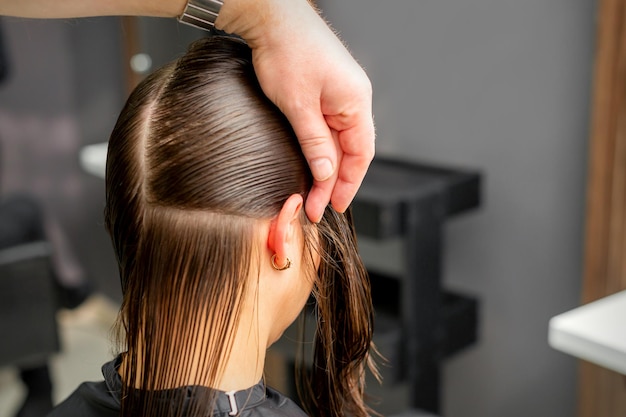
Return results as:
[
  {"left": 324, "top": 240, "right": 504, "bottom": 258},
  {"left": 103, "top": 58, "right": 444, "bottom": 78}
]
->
[{"left": 178, "top": 0, "right": 224, "bottom": 31}]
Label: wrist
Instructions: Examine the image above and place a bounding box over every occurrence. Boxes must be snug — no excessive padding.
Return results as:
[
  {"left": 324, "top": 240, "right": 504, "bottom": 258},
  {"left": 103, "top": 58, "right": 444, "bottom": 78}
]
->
[
  {"left": 216, "top": 0, "right": 320, "bottom": 50},
  {"left": 215, "top": 0, "right": 274, "bottom": 47},
  {"left": 128, "top": 0, "right": 188, "bottom": 17},
  {"left": 168, "top": 0, "right": 190, "bottom": 17}
]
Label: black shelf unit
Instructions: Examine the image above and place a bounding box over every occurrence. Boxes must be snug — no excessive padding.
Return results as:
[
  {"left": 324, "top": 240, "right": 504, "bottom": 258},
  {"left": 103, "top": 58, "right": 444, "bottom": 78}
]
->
[
  {"left": 352, "top": 156, "right": 482, "bottom": 415},
  {"left": 266, "top": 156, "right": 482, "bottom": 416}
]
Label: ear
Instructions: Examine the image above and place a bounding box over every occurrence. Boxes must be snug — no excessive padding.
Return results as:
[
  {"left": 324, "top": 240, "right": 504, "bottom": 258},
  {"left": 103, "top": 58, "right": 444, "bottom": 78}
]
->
[{"left": 267, "top": 194, "right": 304, "bottom": 268}]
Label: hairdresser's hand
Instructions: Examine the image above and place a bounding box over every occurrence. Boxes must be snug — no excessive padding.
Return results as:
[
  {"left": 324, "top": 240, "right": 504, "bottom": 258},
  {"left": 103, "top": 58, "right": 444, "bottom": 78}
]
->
[
  {"left": 218, "top": 0, "right": 375, "bottom": 222},
  {"left": 0, "top": 0, "right": 374, "bottom": 222}
]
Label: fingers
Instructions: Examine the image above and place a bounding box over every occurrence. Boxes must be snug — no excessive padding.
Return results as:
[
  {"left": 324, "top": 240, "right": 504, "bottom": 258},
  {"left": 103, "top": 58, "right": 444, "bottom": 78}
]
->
[
  {"left": 305, "top": 129, "right": 343, "bottom": 223},
  {"left": 295, "top": 113, "right": 375, "bottom": 222},
  {"left": 330, "top": 146, "right": 374, "bottom": 213},
  {"left": 305, "top": 179, "right": 335, "bottom": 223},
  {"left": 327, "top": 113, "right": 375, "bottom": 213},
  {"left": 283, "top": 87, "right": 375, "bottom": 223},
  {"left": 240, "top": 0, "right": 375, "bottom": 222},
  {"left": 284, "top": 108, "right": 338, "bottom": 222}
]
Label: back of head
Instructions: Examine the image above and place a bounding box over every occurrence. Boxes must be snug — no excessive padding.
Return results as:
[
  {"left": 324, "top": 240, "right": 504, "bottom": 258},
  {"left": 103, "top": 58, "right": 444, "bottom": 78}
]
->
[
  {"left": 105, "top": 36, "right": 374, "bottom": 417},
  {"left": 106, "top": 38, "right": 310, "bottom": 267}
]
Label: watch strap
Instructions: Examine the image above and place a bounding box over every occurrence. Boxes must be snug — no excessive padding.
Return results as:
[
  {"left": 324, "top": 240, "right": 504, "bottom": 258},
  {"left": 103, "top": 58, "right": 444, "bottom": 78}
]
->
[{"left": 178, "top": 0, "right": 224, "bottom": 31}]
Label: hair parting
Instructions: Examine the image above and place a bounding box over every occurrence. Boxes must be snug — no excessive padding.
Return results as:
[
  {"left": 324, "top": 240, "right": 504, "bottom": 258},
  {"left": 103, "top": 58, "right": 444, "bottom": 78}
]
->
[{"left": 105, "top": 36, "right": 376, "bottom": 417}]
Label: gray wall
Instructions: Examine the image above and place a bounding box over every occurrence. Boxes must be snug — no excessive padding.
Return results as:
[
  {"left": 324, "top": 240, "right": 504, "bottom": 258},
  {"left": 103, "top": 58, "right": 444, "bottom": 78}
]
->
[
  {"left": 0, "top": 17, "right": 125, "bottom": 299},
  {"left": 0, "top": 1, "right": 595, "bottom": 415},
  {"left": 320, "top": 0, "right": 594, "bottom": 416},
  {"left": 0, "top": 16, "right": 204, "bottom": 300}
]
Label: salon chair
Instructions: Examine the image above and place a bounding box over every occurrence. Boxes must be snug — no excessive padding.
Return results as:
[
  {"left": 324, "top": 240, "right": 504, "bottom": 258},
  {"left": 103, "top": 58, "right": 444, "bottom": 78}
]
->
[
  {"left": 0, "top": 22, "right": 60, "bottom": 368},
  {"left": 0, "top": 241, "right": 59, "bottom": 369}
]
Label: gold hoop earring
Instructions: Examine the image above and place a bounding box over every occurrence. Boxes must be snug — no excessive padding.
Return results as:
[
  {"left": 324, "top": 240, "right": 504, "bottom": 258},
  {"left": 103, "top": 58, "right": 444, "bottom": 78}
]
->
[{"left": 271, "top": 254, "right": 291, "bottom": 271}]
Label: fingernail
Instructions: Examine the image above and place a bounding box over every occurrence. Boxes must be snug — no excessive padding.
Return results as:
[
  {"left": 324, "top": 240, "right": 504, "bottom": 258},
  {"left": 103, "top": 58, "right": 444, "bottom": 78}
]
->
[{"left": 311, "top": 158, "right": 333, "bottom": 181}]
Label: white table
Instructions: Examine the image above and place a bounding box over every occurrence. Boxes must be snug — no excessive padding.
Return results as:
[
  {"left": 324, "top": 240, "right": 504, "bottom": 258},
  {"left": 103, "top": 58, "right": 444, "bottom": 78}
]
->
[
  {"left": 548, "top": 289, "right": 626, "bottom": 375},
  {"left": 79, "top": 142, "right": 108, "bottom": 179}
]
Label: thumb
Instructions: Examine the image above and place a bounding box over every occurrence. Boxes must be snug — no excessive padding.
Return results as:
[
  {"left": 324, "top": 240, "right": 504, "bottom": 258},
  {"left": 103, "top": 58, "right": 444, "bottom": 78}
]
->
[
  {"left": 288, "top": 110, "right": 338, "bottom": 182},
  {"left": 284, "top": 108, "right": 340, "bottom": 222}
]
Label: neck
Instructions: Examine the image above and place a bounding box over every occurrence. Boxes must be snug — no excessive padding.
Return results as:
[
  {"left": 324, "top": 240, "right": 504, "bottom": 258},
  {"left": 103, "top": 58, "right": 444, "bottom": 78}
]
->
[
  {"left": 215, "top": 305, "right": 268, "bottom": 391},
  {"left": 120, "top": 288, "right": 271, "bottom": 392}
]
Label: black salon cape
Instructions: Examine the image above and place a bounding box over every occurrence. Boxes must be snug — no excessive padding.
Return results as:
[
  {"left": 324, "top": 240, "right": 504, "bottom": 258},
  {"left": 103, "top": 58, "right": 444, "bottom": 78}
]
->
[{"left": 47, "top": 356, "right": 308, "bottom": 417}]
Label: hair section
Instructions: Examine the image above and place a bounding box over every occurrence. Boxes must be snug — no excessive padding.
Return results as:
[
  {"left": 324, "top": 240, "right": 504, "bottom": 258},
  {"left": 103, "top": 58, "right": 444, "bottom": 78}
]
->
[{"left": 104, "top": 36, "right": 375, "bottom": 417}]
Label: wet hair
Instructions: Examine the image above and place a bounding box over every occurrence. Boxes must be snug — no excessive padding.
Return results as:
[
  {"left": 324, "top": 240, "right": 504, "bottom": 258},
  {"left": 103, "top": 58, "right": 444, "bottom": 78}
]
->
[{"left": 104, "top": 36, "right": 375, "bottom": 417}]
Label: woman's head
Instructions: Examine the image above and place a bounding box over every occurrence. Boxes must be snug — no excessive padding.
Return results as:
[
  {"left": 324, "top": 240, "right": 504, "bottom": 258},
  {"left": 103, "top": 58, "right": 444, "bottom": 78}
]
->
[{"left": 105, "top": 37, "right": 374, "bottom": 417}]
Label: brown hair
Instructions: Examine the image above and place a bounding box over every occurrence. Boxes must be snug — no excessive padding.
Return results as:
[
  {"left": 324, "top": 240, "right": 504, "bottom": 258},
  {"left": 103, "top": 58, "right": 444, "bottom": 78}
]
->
[{"left": 105, "top": 36, "right": 375, "bottom": 417}]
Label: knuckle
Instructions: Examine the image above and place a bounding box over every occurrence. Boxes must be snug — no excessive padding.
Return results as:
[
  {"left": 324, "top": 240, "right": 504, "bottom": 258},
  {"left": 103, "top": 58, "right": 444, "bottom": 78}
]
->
[{"left": 300, "top": 135, "right": 329, "bottom": 149}]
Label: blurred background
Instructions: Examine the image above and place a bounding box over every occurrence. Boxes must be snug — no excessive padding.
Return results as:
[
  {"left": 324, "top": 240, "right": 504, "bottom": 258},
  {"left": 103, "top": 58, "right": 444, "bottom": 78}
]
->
[{"left": 0, "top": 0, "right": 603, "bottom": 416}]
